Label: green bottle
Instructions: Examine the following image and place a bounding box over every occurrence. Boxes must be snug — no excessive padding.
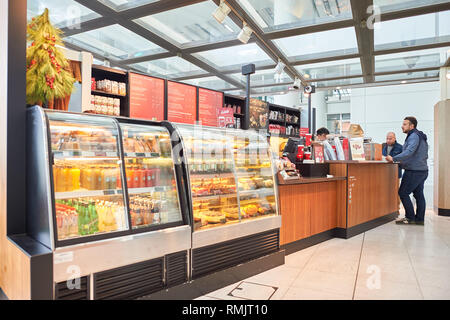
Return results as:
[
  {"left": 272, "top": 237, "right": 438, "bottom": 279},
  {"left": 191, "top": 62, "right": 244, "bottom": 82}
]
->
[{"left": 89, "top": 201, "right": 99, "bottom": 234}]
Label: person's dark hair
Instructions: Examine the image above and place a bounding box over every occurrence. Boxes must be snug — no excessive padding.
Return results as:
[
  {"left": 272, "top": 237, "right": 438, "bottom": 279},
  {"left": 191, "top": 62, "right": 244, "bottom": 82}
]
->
[
  {"left": 316, "top": 127, "right": 330, "bottom": 136},
  {"left": 404, "top": 116, "right": 418, "bottom": 128}
]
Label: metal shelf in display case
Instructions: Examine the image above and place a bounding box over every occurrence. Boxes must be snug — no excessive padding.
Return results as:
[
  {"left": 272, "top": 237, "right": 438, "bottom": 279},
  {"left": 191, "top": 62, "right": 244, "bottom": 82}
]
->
[{"left": 173, "top": 124, "right": 281, "bottom": 250}]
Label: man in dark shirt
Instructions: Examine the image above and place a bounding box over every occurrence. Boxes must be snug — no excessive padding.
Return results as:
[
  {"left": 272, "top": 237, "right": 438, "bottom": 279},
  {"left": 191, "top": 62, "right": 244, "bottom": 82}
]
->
[
  {"left": 386, "top": 117, "right": 428, "bottom": 225},
  {"left": 382, "top": 132, "right": 403, "bottom": 178}
]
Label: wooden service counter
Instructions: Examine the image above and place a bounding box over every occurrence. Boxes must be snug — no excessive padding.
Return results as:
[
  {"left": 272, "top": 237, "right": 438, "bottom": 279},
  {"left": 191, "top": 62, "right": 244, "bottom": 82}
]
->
[{"left": 278, "top": 161, "right": 399, "bottom": 254}]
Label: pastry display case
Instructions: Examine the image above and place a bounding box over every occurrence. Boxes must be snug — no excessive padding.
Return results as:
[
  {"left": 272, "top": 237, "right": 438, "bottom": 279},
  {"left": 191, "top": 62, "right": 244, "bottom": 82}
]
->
[
  {"left": 175, "top": 124, "right": 280, "bottom": 234},
  {"left": 176, "top": 126, "right": 239, "bottom": 231}
]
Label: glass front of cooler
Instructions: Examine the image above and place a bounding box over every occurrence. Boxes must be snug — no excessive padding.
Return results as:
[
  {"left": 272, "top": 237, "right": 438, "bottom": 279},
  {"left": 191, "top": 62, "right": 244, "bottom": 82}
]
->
[
  {"left": 119, "top": 123, "right": 183, "bottom": 229},
  {"left": 176, "top": 125, "right": 278, "bottom": 232},
  {"left": 47, "top": 111, "right": 129, "bottom": 244},
  {"left": 230, "top": 130, "right": 278, "bottom": 221},
  {"left": 176, "top": 126, "right": 239, "bottom": 231}
]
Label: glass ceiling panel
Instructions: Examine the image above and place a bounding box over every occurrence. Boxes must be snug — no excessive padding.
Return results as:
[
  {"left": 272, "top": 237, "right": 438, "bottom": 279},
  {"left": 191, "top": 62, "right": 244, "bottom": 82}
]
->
[
  {"left": 375, "top": 47, "right": 449, "bottom": 73},
  {"left": 182, "top": 76, "right": 236, "bottom": 90},
  {"left": 237, "top": 0, "right": 352, "bottom": 33},
  {"left": 135, "top": 1, "right": 240, "bottom": 48},
  {"left": 274, "top": 27, "right": 358, "bottom": 61},
  {"left": 375, "top": 70, "right": 440, "bottom": 82},
  {"left": 374, "top": 0, "right": 449, "bottom": 13},
  {"left": 374, "top": 11, "right": 450, "bottom": 51},
  {"left": 231, "top": 69, "right": 293, "bottom": 86},
  {"left": 295, "top": 58, "right": 362, "bottom": 80},
  {"left": 193, "top": 43, "right": 273, "bottom": 71},
  {"left": 64, "top": 24, "right": 166, "bottom": 60},
  {"left": 253, "top": 84, "right": 291, "bottom": 95},
  {"left": 130, "top": 56, "right": 206, "bottom": 79},
  {"left": 312, "top": 77, "right": 364, "bottom": 88},
  {"left": 97, "top": 0, "right": 159, "bottom": 11},
  {"left": 27, "top": 0, "right": 100, "bottom": 28}
]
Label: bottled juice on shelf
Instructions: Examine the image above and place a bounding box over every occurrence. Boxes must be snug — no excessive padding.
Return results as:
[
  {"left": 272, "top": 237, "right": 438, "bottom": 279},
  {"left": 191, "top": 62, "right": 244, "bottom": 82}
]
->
[
  {"left": 145, "top": 166, "right": 152, "bottom": 188},
  {"left": 89, "top": 200, "right": 99, "bottom": 234},
  {"left": 133, "top": 166, "right": 140, "bottom": 188},
  {"left": 153, "top": 168, "right": 160, "bottom": 186},
  {"left": 63, "top": 166, "right": 71, "bottom": 192},
  {"left": 116, "top": 168, "right": 122, "bottom": 189},
  {"left": 94, "top": 167, "right": 102, "bottom": 190},
  {"left": 137, "top": 167, "right": 145, "bottom": 188},
  {"left": 102, "top": 167, "right": 109, "bottom": 190},
  {"left": 53, "top": 166, "right": 61, "bottom": 192},
  {"left": 126, "top": 166, "right": 133, "bottom": 188},
  {"left": 71, "top": 167, "right": 81, "bottom": 191},
  {"left": 110, "top": 168, "right": 118, "bottom": 190}
]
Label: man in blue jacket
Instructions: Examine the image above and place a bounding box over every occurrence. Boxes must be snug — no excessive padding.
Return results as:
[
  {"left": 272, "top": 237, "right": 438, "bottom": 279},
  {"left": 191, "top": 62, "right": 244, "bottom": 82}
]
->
[
  {"left": 382, "top": 132, "right": 403, "bottom": 178},
  {"left": 386, "top": 117, "right": 428, "bottom": 225}
]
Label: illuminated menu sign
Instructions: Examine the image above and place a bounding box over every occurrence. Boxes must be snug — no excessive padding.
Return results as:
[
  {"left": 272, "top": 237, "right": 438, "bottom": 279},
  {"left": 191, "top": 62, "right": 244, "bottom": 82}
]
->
[
  {"left": 167, "top": 81, "right": 197, "bottom": 124},
  {"left": 129, "top": 72, "right": 165, "bottom": 121},
  {"left": 198, "top": 88, "right": 224, "bottom": 127}
]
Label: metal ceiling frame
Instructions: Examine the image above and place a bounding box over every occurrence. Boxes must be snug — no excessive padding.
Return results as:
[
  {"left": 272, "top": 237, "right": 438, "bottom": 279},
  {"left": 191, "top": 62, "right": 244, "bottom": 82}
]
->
[{"left": 59, "top": 0, "right": 450, "bottom": 94}]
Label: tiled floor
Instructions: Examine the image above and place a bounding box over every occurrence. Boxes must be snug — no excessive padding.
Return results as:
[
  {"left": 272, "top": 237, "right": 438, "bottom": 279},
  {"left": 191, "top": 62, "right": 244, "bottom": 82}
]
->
[{"left": 196, "top": 209, "right": 450, "bottom": 300}]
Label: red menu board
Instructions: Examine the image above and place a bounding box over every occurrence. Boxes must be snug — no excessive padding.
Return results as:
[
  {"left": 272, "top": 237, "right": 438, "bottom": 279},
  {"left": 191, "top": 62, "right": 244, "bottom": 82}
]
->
[
  {"left": 167, "top": 81, "right": 197, "bottom": 124},
  {"left": 198, "top": 88, "right": 223, "bottom": 127},
  {"left": 129, "top": 72, "right": 165, "bottom": 121}
]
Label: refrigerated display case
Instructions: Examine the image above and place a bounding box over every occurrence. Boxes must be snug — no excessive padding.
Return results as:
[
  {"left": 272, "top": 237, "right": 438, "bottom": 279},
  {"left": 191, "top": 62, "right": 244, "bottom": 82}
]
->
[
  {"left": 27, "top": 106, "right": 190, "bottom": 299},
  {"left": 174, "top": 124, "right": 281, "bottom": 278}
]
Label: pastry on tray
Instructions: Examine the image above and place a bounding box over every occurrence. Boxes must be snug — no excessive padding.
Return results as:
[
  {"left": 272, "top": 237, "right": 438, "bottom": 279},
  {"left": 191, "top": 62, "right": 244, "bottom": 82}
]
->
[
  {"left": 200, "top": 211, "right": 226, "bottom": 224},
  {"left": 222, "top": 208, "right": 239, "bottom": 220}
]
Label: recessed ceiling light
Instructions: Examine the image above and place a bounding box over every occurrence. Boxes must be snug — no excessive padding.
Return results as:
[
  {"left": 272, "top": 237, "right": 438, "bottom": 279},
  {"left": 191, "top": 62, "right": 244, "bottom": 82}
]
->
[
  {"left": 401, "top": 80, "right": 407, "bottom": 84},
  {"left": 304, "top": 74, "right": 310, "bottom": 79},
  {"left": 336, "top": 86, "right": 341, "bottom": 90}
]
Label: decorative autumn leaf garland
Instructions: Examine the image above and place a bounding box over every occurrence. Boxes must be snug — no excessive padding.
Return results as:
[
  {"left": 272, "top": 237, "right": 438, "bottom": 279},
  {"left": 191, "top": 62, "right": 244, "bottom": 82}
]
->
[{"left": 26, "top": 8, "right": 75, "bottom": 106}]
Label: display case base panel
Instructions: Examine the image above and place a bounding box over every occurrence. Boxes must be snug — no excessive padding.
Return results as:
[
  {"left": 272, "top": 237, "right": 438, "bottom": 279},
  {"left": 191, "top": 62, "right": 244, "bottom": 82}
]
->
[
  {"left": 55, "top": 276, "right": 90, "bottom": 300},
  {"left": 53, "top": 225, "right": 191, "bottom": 283},
  {"left": 334, "top": 212, "right": 399, "bottom": 239},
  {"left": 192, "top": 228, "right": 279, "bottom": 279},
  {"left": 139, "top": 250, "right": 285, "bottom": 300},
  {"left": 94, "top": 257, "right": 165, "bottom": 300},
  {"left": 165, "top": 251, "right": 188, "bottom": 287}
]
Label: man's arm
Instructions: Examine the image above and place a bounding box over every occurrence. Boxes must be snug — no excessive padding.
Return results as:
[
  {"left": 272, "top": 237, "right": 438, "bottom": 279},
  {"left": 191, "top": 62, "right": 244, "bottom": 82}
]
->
[{"left": 393, "top": 134, "right": 419, "bottom": 162}]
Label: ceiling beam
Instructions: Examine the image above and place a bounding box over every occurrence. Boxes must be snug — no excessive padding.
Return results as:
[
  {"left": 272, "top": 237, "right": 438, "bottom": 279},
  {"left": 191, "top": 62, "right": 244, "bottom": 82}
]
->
[
  {"left": 380, "top": 2, "right": 450, "bottom": 22},
  {"left": 374, "top": 41, "right": 450, "bottom": 56},
  {"left": 350, "top": 0, "right": 375, "bottom": 83},
  {"left": 265, "top": 19, "right": 355, "bottom": 40}
]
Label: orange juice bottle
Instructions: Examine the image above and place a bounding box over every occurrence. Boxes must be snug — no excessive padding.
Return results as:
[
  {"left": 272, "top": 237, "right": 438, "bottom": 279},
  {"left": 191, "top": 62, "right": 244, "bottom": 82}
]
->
[
  {"left": 72, "top": 167, "right": 81, "bottom": 190},
  {"left": 61, "top": 166, "right": 69, "bottom": 192},
  {"left": 53, "top": 165, "right": 60, "bottom": 192}
]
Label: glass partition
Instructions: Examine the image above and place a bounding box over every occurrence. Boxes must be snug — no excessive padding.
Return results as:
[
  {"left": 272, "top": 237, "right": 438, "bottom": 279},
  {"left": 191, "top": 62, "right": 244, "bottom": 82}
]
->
[
  {"left": 47, "top": 112, "right": 129, "bottom": 241},
  {"left": 120, "top": 123, "right": 183, "bottom": 229}
]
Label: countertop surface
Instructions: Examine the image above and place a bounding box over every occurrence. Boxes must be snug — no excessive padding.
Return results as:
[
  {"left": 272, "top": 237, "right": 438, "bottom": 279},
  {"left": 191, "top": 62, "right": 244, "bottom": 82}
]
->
[
  {"left": 325, "top": 160, "right": 398, "bottom": 164},
  {"left": 278, "top": 176, "right": 347, "bottom": 185}
]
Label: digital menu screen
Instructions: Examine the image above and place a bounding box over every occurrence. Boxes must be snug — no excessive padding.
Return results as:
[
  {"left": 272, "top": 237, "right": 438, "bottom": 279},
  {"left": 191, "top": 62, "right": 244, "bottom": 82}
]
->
[
  {"left": 198, "top": 88, "right": 224, "bottom": 127},
  {"left": 129, "top": 72, "right": 165, "bottom": 121},
  {"left": 167, "top": 81, "right": 197, "bottom": 124}
]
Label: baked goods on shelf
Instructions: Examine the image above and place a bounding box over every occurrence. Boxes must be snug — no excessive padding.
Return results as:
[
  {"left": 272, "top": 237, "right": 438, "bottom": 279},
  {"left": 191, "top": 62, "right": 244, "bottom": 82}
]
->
[
  {"left": 263, "top": 179, "right": 274, "bottom": 188},
  {"left": 222, "top": 207, "right": 239, "bottom": 220},
  {"left": 200, "top": 211, "right": 226, "bottom": 224}
]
